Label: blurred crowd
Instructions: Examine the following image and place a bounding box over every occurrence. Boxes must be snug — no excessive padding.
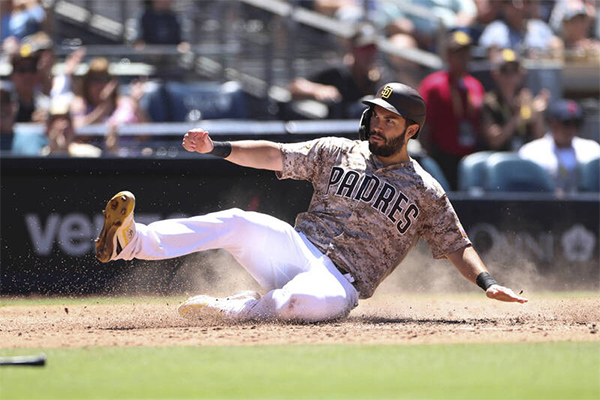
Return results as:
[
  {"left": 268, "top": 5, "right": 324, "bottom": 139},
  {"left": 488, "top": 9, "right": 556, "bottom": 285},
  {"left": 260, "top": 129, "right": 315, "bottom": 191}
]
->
[{"left": 1, "top": 0, "right": 599, "bottom": 194}]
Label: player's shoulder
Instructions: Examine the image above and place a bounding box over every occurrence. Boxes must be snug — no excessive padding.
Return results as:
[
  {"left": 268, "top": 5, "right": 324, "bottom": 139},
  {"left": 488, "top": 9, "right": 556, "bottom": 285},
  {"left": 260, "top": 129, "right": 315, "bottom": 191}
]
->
[
  {"left": 408, "top": 158, "right": 447, "bottom": 198},
  {"left": 312, "top": 136, "right": 361, "bottom": 151}
]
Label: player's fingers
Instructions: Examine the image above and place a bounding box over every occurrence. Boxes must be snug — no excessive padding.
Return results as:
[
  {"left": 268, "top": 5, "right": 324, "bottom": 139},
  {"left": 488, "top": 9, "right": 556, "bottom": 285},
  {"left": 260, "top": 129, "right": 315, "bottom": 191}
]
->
[
  {"left": 186, "top": 128, "right": 205, "bottom": 142},
  {"left": 487, "top": 286, "right": 528, "bottom": 303},
  {"left": 198, "top": 130, "right": 210, "bottom": 142},
  {"left": 182, "top": 132, "right": 196, "bottom": 151}
]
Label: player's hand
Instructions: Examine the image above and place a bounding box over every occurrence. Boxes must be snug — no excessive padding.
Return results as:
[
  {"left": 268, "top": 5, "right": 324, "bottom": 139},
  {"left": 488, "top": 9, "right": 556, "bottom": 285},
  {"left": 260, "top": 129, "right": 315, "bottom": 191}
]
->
[
  {"left": 486, "top": 285, "right": 528, "bottom": 304},
  {"left": 182, "top": 128, "right": 213, "bottom": 153}
]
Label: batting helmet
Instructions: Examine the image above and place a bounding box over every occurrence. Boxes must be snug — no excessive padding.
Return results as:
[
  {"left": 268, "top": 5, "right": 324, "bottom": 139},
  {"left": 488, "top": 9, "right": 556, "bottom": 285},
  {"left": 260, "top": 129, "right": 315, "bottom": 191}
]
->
[{"left": 359, "top": 82, "right": 426, "bottom": 140}]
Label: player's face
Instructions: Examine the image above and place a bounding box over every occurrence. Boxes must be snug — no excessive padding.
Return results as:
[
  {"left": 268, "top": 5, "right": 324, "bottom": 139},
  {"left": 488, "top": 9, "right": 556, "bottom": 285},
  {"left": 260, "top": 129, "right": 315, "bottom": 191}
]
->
[{"left": 368, "top": 106, "right": 409, "bottom": 158}]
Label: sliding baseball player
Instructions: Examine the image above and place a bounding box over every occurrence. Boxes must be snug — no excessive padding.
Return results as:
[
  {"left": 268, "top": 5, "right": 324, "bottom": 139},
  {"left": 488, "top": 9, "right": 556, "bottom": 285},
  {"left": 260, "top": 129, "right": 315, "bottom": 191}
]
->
[{"left": 96, "top": 82, "right": 527, "bottom": 322}]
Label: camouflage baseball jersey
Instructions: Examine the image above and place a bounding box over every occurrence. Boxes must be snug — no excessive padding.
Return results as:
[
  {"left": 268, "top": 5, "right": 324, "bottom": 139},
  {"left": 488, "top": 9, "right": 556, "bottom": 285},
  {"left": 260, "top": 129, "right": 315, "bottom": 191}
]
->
[{"left": 277, "top": 137, "right": 471, "bottom": 299}]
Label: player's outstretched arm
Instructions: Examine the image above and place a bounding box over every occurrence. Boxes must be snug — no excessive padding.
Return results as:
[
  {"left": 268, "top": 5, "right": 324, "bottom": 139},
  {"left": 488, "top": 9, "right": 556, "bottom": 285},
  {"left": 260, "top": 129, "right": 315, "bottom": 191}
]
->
[
  {"left": 182, "top": 128, "right": 283, "bottom": 171},
  {"left": 446, "top": 245, "right": 528, "bottom": 304}
]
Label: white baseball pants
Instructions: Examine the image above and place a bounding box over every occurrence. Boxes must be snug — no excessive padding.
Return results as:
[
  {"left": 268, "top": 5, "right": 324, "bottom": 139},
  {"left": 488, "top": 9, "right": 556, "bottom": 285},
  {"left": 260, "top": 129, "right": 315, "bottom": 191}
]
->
[{"left": 115, "top": 208, "right": 359, "bottom": 322}]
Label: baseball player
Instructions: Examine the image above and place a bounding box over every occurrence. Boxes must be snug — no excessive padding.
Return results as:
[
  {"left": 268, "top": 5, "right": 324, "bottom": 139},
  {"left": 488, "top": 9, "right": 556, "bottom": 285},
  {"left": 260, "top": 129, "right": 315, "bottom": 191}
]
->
[{"left": 95, "top": 82, "right": 527, "bottom": 322}]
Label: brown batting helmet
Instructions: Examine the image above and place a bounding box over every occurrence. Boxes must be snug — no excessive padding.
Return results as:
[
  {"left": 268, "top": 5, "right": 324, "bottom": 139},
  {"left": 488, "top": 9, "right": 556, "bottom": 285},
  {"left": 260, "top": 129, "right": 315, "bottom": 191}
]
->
[{"left": 359, "top": 82, "right": 427, "bottom": 140}]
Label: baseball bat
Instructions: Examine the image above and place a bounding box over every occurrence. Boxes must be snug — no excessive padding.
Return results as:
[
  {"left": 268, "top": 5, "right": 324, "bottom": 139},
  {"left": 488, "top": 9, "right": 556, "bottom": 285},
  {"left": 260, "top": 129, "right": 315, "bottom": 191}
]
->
[{"left": 0, "top": 353, "right": 46, "bottom": 366}]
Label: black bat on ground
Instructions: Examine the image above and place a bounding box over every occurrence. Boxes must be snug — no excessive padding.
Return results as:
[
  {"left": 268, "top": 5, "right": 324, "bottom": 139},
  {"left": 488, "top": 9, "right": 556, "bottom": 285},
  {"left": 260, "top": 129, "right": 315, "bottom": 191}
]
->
[{"left": 0, "top": 353, "right": 46, "bottom": 366}]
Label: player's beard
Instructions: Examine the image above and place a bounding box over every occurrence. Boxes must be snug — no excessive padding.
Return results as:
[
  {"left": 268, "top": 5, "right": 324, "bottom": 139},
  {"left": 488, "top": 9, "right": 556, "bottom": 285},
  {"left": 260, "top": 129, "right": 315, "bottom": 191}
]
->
[{"left": 368, "top": 128, "right": 407, "bottom": 158}]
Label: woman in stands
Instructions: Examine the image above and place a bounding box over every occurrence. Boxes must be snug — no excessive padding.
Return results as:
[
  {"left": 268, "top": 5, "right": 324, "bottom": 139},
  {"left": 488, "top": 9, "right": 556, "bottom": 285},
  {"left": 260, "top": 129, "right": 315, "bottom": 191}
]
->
[{"left": 70, "top": 57, "right": 148, "bottom": 130}]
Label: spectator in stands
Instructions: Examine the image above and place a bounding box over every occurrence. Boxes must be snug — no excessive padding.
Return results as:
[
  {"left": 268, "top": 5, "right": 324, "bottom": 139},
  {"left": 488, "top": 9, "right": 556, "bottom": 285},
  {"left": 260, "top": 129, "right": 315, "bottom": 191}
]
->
[
  {"left": 41, "top": 95, "right": 102, "bottom": 157},
  {"left": 51, "top": 46, "right": 87, "bottom": 99},
  {"left": 10, "top": 43, "right": 49, "bottom": 123},
  {"left": 20, "top": 31, "right": 53, "bottom": 94},
  {"left": 519, "top": 99, "right": 600, "bottom": 194},
  {"left": 385, "top": 33, "right": 426, "bottom": 89},
  {"left": 288, "top": 23, "right": 392, "bottom": 119},
  {"left": 134, "top": 0, "right": 189, "bottom": 53},
  {"left": 71, "top": 57, "right": 148, "bottom": 129},
  {"left": 418, "top": 31, "right": 485, "bottom": 190},
  {"left": 549, "top": 0, "right": 596, "bottom": 33},
  {"left": 478, "top": 0, "right": 562, "bottom": 58},
  {"left": 376, "top": 0, "right": 478, "bottom": 51},
  {"left": 1, "top": 0, "right": 46, "bottom": 42},
  {"left": 555, "top": 1, "right": 600, "bottom": 61},
  {"left": 0, "top": 80, "right": 16, "bottom": 151},
  {"left": 481, "top": 49, "right": 548, "bottom": 151},
  {"left": 17, "top": 32, "right": 85, "bottom": 110},
  {"left": 465, "top": 0, "right": 502, "bottom": 43},
  {"left": 1, "top": 0, "right": 13, "bottom": 45}
]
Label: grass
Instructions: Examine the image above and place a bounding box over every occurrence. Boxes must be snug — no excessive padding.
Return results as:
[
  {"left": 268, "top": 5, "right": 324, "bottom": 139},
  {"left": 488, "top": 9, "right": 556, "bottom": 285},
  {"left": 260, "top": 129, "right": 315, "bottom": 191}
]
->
[{"left": 1, "top": 342, "right": 598, "bottom": 400}]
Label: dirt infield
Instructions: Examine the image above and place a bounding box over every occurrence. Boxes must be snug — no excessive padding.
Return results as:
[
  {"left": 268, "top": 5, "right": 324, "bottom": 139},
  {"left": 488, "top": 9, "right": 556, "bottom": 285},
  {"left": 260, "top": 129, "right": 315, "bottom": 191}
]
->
[{"left": 1, "top": 294, "right": 598, "bottom": 348}]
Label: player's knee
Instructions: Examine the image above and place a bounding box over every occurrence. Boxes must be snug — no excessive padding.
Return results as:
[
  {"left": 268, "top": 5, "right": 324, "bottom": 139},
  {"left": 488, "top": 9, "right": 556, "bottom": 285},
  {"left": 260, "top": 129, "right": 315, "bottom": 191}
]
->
[
  {"left": 276, "top": 292, "right": 349, "bottom": 322},
  {"left": 217, "top": 208, "right": 257, "bottom": 237},
  {"left": 226, "top": 208, "right": 256, "bottom": 230}
]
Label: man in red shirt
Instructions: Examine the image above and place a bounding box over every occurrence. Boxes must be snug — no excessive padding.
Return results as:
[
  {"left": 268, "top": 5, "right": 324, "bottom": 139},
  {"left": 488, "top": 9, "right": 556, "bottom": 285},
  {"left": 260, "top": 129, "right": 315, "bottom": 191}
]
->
[{"left": 418, "top": 31, "right": 485, "bottom": 190}]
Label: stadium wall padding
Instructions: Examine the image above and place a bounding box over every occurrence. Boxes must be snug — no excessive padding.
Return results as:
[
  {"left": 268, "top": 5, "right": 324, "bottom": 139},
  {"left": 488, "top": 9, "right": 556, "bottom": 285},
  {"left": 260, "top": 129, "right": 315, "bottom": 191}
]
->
[{"left": 1, "top": 157, "right": 598, "bottom": 294}]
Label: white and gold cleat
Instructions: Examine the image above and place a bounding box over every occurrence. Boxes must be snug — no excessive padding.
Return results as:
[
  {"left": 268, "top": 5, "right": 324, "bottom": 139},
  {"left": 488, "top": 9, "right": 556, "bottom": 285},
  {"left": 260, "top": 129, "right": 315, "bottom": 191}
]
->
[
  {"left": 178, "top": 291, "right": 261, "bottom": 320},
  {"left": 95, "top": 191, "right": 136, "bottom": 263}
]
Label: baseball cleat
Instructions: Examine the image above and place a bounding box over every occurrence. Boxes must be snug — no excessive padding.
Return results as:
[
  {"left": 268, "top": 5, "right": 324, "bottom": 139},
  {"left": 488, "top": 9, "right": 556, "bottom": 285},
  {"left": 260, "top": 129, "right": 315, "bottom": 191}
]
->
[
  {"left": 95, "top": 191, "right": 136, "bottom": 263},
  {"left": 178, "top": 290, "right": 261, "bottom": 320}
]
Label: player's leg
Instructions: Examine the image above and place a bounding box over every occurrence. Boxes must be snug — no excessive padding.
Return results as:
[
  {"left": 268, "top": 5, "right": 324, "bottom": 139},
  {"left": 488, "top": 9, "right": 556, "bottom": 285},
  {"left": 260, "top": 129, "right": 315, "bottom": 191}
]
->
[
  {"left": 115, "top": 208, "right": 322, "bottom": 290},
  {"left": 246, "top": 258, "right": 359, "bottom": 322},
  {"left": 179, "top": 233, "right": 360, "bottom": 322},
  {"left": 97, "top": 191, "right": 325, "bottom": 290},
  {"left": 96, "top": 191, "right": 359, "bottom": 322}
]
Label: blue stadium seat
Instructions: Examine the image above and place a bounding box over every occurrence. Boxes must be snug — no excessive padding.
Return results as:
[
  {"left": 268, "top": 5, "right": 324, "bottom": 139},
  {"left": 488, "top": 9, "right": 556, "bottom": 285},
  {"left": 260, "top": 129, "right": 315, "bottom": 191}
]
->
[
  {"left": 418, "top": 156, "right": 451, "bottom": 192},
  {"left": 579, "top": 157, "right": 600, "bottom": 192},
  {"left": 141, "top": 80, "right": 248, "bottom": 122},
  {"left": 457, "top": 151, "right": 495, "bottom": 192},
  {"left": 484, "top": 153, "right": 555, "bottom": 193}
]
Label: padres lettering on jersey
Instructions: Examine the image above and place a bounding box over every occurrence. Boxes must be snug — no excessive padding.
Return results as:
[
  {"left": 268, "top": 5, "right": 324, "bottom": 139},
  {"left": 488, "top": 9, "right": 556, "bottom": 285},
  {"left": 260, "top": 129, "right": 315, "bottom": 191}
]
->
[
  {"left": 327, "top": 166, "right": 419, "bottom": 234},
  {"left": 277, "top": 137, "right": 471, "bottom": 299}
]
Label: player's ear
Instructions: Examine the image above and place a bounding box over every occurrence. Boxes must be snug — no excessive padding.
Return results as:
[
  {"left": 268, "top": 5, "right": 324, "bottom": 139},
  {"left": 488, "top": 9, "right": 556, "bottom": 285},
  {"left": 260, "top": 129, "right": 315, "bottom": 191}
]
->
[{"left": 406, "top": 123, "right": 419, "bottom": 140}]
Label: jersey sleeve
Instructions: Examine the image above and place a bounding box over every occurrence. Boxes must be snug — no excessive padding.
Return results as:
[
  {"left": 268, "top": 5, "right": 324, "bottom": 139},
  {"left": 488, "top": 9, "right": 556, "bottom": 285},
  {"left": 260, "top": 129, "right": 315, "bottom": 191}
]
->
[
  {"left": 420, "top": 193, "right": 471, "bottom": 259},
  {"left": 277, "top": 138, "right": 329, "bottom": 182}
]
